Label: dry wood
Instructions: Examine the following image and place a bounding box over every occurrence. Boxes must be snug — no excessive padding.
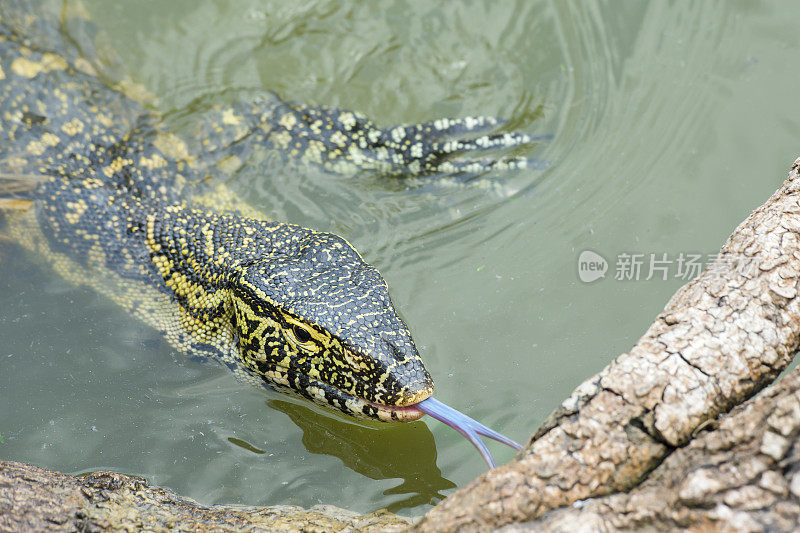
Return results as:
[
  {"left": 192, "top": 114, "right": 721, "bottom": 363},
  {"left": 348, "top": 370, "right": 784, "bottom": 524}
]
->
[{"left": 0, "top": 461, "right": 411, "bottom": 532}]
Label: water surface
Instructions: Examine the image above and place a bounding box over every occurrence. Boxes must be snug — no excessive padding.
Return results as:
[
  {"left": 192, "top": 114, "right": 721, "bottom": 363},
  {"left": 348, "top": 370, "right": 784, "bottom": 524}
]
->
[{"left": 2, "top": 0, "right": 799, "bottom": 515}]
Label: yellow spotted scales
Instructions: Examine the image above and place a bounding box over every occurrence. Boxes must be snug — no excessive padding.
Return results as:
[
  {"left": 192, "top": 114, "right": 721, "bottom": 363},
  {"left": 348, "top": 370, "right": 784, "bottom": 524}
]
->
[{"left": 0, "top": 11, "right": 543, "bottom": 422}]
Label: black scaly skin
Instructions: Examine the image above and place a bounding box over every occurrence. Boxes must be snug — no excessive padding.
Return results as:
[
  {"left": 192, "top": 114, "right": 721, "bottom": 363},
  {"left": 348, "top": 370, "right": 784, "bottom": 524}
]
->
[{"left": 0, "top": 8, "right": 542, "bottom": 421}]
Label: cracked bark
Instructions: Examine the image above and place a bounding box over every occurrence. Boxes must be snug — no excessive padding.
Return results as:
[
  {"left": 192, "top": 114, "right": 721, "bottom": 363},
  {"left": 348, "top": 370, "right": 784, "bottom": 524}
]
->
[
  {"left": 415, "top": 158, "right": 800, "bottom": 531},
  {"left": 0, "top": 461, "right": 411, "bottom": 532},
  {"left": 6, "top": 160, "right": 800, "bottom": 532},
  {"left": 503, "top": 362, "right": 800, "bottom": 532}
]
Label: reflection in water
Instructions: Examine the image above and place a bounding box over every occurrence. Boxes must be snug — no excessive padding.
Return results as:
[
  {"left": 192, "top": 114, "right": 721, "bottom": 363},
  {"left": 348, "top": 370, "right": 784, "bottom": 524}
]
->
[
  {"left": 227, "top": 437, "right": 266, "bottom": 454},
  {"left": 267, "top": 399, "right": 456, "bottom": 512}
]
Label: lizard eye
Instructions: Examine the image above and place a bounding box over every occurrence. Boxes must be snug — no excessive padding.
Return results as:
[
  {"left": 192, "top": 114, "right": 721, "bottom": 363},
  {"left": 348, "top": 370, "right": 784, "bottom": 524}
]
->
[{"left": 291, "top": 323, "right": 313, "bottom": 345}]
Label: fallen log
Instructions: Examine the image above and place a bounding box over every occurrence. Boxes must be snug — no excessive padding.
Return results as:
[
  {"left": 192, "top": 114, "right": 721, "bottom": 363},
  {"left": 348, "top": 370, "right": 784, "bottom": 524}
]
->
[{"left": 0, "top": 460, "right": 411, "bottom": 532}]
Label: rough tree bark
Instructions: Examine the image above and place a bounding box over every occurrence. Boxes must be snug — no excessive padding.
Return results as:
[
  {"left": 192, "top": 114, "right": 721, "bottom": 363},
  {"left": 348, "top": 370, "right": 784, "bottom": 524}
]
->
[
  {"left": 0, "top": 461, "right": 411, "bottom": 532},
  {"left": 505, "top": 361, "right": 800, "bottom": 531},
  {"left": 5, "top": 160, "right": 800, "bottom": 532}
]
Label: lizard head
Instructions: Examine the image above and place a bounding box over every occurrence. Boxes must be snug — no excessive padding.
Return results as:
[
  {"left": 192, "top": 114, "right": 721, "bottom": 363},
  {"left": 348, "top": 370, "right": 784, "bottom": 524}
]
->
[{"left": 230, "top": 229, "right": 434, "bottom": 421}]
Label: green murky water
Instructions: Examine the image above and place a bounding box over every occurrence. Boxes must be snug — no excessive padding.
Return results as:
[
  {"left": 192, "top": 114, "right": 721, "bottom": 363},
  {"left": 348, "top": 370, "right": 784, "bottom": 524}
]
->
[{"left": 2, "top": 0, "right": 799, "bottom": 516}]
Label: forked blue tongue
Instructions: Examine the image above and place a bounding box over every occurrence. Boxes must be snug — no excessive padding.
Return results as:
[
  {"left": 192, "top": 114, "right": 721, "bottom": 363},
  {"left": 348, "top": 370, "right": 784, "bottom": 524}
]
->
[{"left": 416, "top": 397, "right": 522, "bottom": 468}]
